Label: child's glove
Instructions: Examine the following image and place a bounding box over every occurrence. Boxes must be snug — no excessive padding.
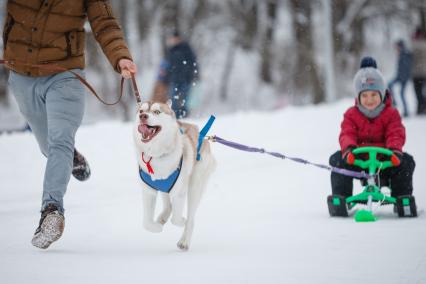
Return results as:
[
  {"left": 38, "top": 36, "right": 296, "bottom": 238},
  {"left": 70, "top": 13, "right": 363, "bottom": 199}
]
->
[
  {"left": 343, "top": 146, "right": 356, "bottom": 165},
  {"left": 390, "top": 149, "right": 403, "bottom": 167}
]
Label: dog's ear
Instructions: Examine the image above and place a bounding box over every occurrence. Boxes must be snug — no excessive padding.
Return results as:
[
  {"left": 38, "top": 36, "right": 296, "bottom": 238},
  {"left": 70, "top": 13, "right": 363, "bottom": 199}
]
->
[{"left": 166, "top": 99, "right": 173, "bottom": 109}]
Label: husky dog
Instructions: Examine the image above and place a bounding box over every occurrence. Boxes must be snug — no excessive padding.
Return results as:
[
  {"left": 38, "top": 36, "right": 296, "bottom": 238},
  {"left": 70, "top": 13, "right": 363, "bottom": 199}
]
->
[{"left": 133, "top": 100, "right": 216, "bottom": 250}]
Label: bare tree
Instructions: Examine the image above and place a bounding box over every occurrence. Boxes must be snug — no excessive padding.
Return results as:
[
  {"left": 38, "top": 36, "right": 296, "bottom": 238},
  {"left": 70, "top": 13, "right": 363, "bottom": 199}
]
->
[
  {"left": 289, "top": 0, "right": 324, "bottom": 104},
  {"left": 408, "top": 0, "right": 426, "bottom": 31},
  {"left": 161, "top": 0, "right": 180, "bottom": 49},
  {"left": 334, "top": 0, "right": 368, "bottom": 60},
  {"left": 228, "top": 0, "right": 259, "bottom": 50},
  {"left": 218, "top": 0, "right": 259, "bottom": 102},
  {"left": 1, "top": 0, "right": 421, "bottom": 116},
  {"left": 113, "top": 0, "right": 134, "bottom": 121},
  {"left": 259, "top": 0, "right": 278, "bottom": 84},
  {"left": 178, "top": 0, "right": 209, "bottom": 40},
  {"left": 219, "top": 39, "right": 237, "bottom": 101},
  {"left": 137, "top": 0, "right": 155, "bottom": 41}
]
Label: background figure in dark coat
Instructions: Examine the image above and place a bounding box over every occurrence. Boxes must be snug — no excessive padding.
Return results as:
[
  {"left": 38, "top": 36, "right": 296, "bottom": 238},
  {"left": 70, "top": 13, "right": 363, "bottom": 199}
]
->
[
  {"left": 157, "top": 30, "right": 199, "bottom": 119},
  {"left": 411, "top": 27, "right": 426, "bottom": 115},
  {"left": 388, "top": 40, "right": 412, "bottom": 117}
]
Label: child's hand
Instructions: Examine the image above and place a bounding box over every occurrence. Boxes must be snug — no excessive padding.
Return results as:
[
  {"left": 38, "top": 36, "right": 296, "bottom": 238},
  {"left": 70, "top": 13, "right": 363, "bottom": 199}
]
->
[
  {"left": 346, "top": 152, "right": 356, "bottom": 165},
  {"left": 343, "top": 146, "right": 356, "bottom": 165},
  {"left": 390, "top": 150, "right": 403, "bottom": 166}
]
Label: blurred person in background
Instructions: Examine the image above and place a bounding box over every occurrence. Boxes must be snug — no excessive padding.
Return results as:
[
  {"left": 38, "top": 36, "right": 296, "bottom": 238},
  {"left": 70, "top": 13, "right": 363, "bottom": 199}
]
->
[
  {"left": 388, "top": 39, "right": 412, "bottom": 117},
  {"left": 411, "top": 26, "right": 426, "bottom": 115},
  {"left": 153, "top": 29, "right": 198, "bottom": 119}
]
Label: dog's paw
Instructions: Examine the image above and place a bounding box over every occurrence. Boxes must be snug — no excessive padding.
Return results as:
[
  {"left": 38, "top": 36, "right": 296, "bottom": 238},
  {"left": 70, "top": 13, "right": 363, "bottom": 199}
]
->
[
  {"left": 171, "top": 216, "right": 186, "bottom": 227},
  {"left": 143, "top": 221, "right": 163, "bottom": 233},
  {"left": 157, "top": 211, "right": 171, "bottom": 225},
  {"left": 177, "top": 239, "right": 189, "bottom": 251},
  {"left": 157, "top": 216, "right": 168, "bottom": 225}
]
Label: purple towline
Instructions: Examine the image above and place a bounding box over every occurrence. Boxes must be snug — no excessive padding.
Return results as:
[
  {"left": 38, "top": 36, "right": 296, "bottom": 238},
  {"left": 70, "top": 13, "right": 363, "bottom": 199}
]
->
[{"left": 210, "top": 135, "right": 373, "bottom": 179}]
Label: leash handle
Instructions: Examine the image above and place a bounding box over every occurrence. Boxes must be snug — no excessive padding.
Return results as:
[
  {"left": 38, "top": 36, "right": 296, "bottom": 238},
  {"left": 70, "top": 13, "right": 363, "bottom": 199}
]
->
[
  {"left": 121, "top": 74, "right": 143, "bottom": 111},
  {"left": 131, "top": 74, "right": 142, "bottom": 104}
]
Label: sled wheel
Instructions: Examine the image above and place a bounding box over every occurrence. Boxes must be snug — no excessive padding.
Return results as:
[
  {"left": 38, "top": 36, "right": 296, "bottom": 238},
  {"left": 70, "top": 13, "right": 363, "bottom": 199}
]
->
[
  {"left": 396, "top": 196, "right": 417, "bottom": 217},
  {"left": 327, "top": 195, "right": 348, "bottom": 217}
]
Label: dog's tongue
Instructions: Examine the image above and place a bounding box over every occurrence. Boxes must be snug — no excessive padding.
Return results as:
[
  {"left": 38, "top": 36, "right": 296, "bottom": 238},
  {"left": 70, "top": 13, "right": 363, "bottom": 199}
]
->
[{"left": 138, "top": 124, "right": 154, "bottom": 139}]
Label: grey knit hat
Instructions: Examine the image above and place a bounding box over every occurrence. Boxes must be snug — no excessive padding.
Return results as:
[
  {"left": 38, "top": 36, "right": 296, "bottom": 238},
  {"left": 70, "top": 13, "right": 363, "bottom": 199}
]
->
[{"left": 353, "top": 57, "right": 386, "bottom": 100}]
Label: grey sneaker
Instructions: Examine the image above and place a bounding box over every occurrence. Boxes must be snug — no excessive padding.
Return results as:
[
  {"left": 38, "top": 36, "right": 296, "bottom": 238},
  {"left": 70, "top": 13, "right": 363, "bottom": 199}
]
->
[
  {"left": 31, "top": 204, "right": 65, "bottom": 249},
  {"left": 72, "top": 149, "right": 91, "bottom": 181}
]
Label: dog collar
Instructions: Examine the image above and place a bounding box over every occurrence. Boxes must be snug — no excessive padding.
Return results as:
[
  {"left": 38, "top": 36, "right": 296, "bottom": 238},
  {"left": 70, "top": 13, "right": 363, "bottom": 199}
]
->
[{"left": 138, "top": 157, "right": 183, "bottom": 193}]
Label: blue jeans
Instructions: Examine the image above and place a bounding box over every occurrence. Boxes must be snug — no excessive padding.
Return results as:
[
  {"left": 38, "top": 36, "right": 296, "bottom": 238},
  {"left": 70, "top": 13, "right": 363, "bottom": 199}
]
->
[
  {"left": 388, "top": 79, "right": 408, "bottom": 116},
  {"left": 9, "top": 70, "right": 86, "bottom": 213}
]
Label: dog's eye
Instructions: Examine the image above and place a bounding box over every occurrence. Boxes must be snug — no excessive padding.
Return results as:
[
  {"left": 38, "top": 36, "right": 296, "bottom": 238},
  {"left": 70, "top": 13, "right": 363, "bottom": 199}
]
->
[{"left": 153, "top": 110, "right": 161, "bottom": 115}]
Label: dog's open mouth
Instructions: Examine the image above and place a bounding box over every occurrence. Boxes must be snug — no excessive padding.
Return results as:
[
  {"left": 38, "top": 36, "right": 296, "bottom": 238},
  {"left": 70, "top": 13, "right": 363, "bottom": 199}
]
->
[{"left": 138, "top": 123, "right": 161, "bottom": 143}]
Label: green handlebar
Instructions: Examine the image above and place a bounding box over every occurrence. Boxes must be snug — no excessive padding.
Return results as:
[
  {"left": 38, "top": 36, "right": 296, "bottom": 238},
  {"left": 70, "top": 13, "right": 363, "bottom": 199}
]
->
[
  {"left": 352, "top": 147, "right": 393, "bottom": 156},
  {"left": 351, "top": 146, "right": 394, "bottom": 174}
]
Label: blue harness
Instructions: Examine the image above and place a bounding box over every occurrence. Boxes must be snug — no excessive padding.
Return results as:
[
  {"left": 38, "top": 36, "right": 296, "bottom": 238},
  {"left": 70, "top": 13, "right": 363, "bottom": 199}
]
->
[
  {"left": 139, "top": 157, "right": 183, "bottom": 193},
  {"left": 138, "top": 115, "right": 216, "bottom": 193}
]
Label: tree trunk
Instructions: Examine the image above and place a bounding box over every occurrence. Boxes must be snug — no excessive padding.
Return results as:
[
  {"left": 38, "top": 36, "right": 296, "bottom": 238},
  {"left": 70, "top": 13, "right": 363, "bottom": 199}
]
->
[
  {"left": 289, "top": 0, "right": 324, "bottom": 104},
  {"left": 110, "top": 0, "right": 135, "bottom": 121},
  {"left": 260, "top": 1, "right": 277, "bottom": 84},
  {"left": 332, "top": 0, "right": 348, "bottom": 72},
  {"left": 420, "top": 6, "right": 426, "bottom": 32},
  {"left": 333, "top": 0, "right": 367, "bottom": 72},
  {"left": 349, "top": 16, "right": 364, "bottom": 59},
  {"left": 160, "top": 0, "right": 180, "bottom": 55},
  {"left": 228, "top": 0, "right": 258, "bottom": 50},
  {"left": 187, "top": 0, "right": 208, "bottom": 39},
  {"left": 137, "top": 1, "right": 151, "bottom": 41},
  {"left": 323, "top": 0, "right": 336, "bottom": 102},
  {"left": 220, "top": 40, "right": 237, "bottom": 101}
]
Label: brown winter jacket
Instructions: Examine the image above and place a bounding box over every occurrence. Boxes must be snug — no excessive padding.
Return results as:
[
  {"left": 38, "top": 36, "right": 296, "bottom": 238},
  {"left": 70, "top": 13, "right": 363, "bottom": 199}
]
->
[{"left": 2, "top": 0, "right": 132, "bottom": 77}]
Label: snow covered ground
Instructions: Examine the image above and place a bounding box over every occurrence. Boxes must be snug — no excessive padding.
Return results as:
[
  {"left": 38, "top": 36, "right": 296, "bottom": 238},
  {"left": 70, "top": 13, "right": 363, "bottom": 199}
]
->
[{"left": 1, "top": 99, "right": 425, "bottom": 284}]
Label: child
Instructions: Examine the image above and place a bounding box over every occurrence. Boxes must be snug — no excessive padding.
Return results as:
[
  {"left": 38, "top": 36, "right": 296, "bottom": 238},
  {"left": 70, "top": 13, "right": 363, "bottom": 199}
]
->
[{"left": 329, "top": 57, "right": 415, "bottom": 202}]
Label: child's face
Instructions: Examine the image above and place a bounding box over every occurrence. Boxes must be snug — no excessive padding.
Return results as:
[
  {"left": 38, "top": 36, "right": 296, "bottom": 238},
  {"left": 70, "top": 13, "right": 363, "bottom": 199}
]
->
[{"left": 359, "top": 90, "right": 382, "bottom": 110}]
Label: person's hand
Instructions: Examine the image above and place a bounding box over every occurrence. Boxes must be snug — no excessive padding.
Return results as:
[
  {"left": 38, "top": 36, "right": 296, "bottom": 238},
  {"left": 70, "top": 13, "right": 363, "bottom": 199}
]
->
[
  {"left": 343, "top": 146, "right": 356, "bottom": 165},
  {"left": 390, "top": 149, "right": 403, "bottom": 166},
  {"left": 118, "top": 58, "right": 137, "bottom": 79}
]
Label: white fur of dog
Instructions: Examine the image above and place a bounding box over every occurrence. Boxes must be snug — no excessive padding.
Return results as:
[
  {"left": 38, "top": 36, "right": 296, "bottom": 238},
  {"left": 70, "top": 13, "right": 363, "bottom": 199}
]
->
[{"left": 133, "top": 100, "right": 216, "bottom": 250}]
